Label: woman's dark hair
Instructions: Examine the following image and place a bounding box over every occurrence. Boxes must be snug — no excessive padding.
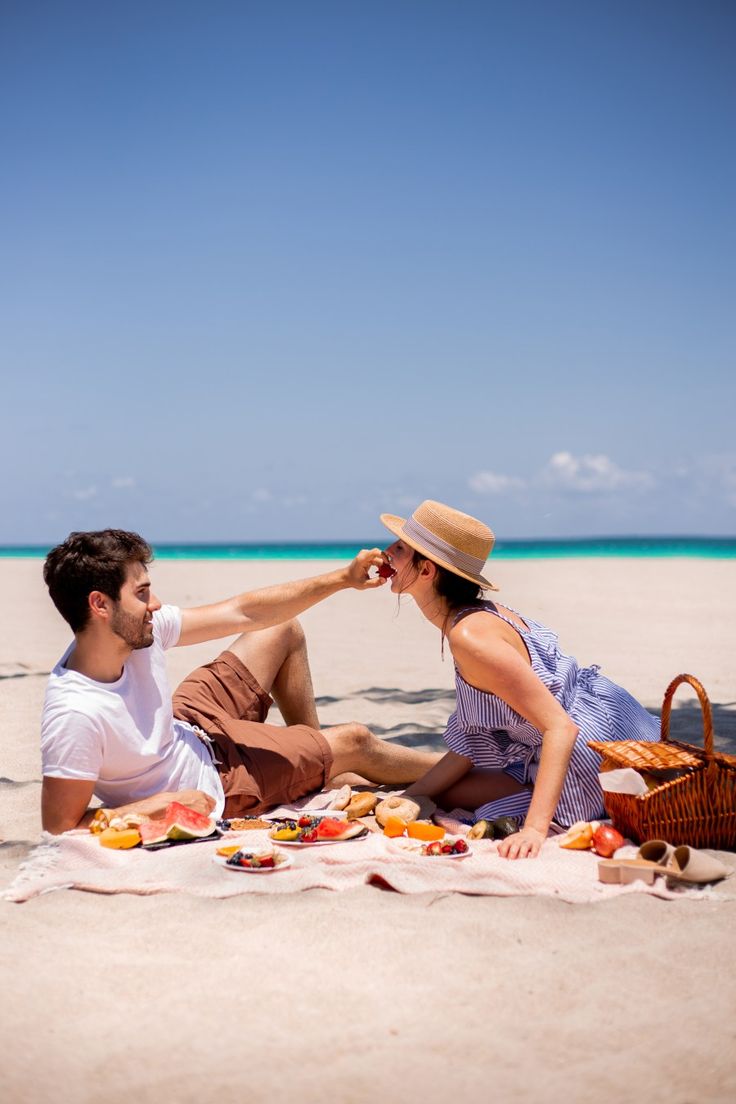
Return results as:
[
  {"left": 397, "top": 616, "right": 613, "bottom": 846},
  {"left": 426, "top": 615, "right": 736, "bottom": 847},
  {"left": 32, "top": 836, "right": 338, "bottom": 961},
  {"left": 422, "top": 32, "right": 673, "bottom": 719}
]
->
[
  {"left": 409, "top": 551, "right": 484, "bottom": 649},
  {"left": 43, "top": 529, "right": 153, "bottom": 632},
  {"left": 411, "top": 551, "right": 482, "bottom": 610}
]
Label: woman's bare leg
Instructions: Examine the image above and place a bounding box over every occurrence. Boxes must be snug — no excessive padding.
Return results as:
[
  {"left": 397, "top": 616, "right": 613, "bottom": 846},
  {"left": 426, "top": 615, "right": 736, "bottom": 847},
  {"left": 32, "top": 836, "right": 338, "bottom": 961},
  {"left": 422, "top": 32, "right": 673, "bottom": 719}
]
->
[{"left": 437, "top": 768, "right": 530, "bottom": 811}]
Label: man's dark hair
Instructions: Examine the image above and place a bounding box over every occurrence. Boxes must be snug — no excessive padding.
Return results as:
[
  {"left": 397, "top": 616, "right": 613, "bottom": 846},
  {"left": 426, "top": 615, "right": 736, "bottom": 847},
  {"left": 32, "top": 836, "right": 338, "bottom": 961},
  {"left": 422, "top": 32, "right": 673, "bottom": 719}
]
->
[{"left": 43, "top": 530, "right": 153, "bottom": 632}]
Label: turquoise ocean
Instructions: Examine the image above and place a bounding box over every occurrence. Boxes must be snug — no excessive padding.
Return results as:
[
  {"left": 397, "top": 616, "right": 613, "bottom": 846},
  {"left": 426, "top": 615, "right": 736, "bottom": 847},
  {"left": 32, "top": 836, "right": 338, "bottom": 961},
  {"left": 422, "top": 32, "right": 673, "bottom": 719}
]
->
[{"left": 1, "top": 538, "right": 735, "bottom": 560}]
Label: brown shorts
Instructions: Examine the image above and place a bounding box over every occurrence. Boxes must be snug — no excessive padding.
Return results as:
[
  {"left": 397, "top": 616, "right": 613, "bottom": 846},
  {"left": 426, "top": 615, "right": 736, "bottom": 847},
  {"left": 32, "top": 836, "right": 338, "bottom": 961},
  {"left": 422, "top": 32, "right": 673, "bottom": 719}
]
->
[{"left": 172, "top": 650, "right": 333, "bottom": 817}]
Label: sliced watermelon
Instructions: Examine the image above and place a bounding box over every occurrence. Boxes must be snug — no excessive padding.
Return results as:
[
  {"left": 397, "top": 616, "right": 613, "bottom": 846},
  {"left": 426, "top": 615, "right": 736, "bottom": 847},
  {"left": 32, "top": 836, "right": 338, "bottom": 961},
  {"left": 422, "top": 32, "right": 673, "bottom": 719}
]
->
[
  {"left": 139, "top": 801, "right": 215, "bottom": 846},
  {"left": 316, "top": 816, "right": 349, "bottom": 839}
]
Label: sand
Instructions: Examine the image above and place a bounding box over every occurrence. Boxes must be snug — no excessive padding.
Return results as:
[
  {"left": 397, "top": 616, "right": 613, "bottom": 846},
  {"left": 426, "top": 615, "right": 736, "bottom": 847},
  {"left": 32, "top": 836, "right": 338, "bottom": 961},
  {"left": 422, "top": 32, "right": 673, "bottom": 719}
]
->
[{"left": 1, "top": 556, "right": 735, "bottom": 1103}]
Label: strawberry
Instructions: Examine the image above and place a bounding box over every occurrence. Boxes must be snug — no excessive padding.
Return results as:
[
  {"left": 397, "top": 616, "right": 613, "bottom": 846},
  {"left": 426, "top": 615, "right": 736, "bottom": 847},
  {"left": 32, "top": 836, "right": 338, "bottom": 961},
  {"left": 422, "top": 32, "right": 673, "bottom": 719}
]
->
[
  {"left": 298, "top": 815, "right": 312, "bottom": 828},
  {"left": 377, "top": 561, "right": 396, "bottom": 579},
  {"left": 453, "top": 838, "right": 469, "bottom": 854}
]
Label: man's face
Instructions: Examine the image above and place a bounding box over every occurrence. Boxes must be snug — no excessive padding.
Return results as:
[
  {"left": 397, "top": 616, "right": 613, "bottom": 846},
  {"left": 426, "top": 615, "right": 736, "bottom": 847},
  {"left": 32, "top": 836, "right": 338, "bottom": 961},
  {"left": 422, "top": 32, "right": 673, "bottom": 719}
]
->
[{"left": 109, "top": 562, "right": 161, "bottom": 650}]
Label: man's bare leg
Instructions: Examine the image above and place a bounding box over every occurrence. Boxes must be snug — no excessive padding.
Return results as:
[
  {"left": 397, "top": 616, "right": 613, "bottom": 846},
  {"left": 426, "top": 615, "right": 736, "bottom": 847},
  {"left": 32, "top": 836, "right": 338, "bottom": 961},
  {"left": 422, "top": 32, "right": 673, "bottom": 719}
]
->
[
  {"left": 226, "top": 619, "right": 319, "bottom": 728},
  {"left": 324, "top": 723, "right": 442, "bottom": 786},
  {"left": 226, "top": 623, "right": 442, "bottom": 785}
]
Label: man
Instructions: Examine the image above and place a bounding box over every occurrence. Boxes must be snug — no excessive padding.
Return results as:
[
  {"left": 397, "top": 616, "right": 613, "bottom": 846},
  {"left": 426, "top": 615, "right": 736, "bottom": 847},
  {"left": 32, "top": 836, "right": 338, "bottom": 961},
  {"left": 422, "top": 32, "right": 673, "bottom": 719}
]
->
[{"left": 41, "top": 529, "right": 440, "bottom": 833}]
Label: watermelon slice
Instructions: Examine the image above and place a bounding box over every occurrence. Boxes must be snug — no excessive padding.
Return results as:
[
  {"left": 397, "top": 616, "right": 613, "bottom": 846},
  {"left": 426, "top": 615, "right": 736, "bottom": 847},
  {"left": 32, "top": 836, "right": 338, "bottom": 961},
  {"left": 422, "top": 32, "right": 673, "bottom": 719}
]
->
[
  {"left": 139, "top": 802, "right": 216, "bottom": 846},
  {"left": 316, "top": 816, "right": 349, "bottom": 840}
]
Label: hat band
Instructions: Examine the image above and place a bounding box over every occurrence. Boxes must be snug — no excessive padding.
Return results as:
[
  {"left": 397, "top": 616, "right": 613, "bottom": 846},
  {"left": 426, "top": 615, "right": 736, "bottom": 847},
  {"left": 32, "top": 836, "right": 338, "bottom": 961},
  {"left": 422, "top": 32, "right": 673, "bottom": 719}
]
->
[{"left": 402, "top": 516, "right": 488, "bottom": 577}]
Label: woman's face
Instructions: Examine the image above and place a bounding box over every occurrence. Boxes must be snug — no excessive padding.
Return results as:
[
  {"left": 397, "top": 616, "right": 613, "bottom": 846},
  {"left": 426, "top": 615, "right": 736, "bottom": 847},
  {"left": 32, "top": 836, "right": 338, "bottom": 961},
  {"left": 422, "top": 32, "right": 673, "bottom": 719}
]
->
[{"left": 384, "top": 539, "right": 421, "bottom": 594}]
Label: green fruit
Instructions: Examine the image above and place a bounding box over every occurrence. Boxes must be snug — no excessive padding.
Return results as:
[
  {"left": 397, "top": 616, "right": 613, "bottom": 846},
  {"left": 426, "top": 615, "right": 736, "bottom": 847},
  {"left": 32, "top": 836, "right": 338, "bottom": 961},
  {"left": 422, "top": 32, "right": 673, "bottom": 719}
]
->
[
  {"left": 467, "top": 819, "right": 495, "bottom": 840},
  {"left": 491, "top": 816, "right": 519, "bottom": 839}
]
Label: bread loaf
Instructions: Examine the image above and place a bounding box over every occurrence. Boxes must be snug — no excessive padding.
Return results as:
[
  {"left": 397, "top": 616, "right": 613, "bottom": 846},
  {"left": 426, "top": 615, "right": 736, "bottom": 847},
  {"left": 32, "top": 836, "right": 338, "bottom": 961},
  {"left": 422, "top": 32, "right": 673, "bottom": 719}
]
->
[{"left": 346, "top": 792, "right": 378, "bottom": 820}]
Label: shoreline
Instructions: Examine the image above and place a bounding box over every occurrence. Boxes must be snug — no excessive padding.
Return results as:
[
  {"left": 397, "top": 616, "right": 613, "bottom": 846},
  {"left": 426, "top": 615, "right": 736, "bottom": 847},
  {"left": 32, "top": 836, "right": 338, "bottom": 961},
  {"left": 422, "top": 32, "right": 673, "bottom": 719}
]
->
[{"left": 2, "top": 537, "right": 736, "bottom": 561}]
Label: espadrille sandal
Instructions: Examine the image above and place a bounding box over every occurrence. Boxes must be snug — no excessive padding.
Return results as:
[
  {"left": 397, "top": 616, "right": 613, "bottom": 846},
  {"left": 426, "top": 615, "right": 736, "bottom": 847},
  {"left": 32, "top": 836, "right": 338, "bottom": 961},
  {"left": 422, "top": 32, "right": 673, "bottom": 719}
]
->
[
  {"left": 665, "top": 846, "right": 731, "bottom": 885},
  {"left": 637, "top": 839, "right": 675, "bottom": 866}
]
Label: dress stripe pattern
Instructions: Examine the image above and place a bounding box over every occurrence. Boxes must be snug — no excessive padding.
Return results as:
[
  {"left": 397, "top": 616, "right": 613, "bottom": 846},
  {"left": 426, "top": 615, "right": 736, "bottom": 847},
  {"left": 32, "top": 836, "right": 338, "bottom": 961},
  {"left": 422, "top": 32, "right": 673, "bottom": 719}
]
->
[{"left": 444, "top": 603, "right": 660, "bottom": 827}]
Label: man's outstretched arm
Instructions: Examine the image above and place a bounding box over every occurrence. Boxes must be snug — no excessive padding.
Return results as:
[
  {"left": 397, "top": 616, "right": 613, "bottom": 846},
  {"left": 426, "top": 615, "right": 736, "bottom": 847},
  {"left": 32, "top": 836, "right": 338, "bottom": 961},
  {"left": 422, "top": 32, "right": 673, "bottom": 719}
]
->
[
  {"left": 41, "top": 777, "right": 215, "bottom": 834},
  {"left": 177, "top": 548, "right": 387, "bottom": 647}
]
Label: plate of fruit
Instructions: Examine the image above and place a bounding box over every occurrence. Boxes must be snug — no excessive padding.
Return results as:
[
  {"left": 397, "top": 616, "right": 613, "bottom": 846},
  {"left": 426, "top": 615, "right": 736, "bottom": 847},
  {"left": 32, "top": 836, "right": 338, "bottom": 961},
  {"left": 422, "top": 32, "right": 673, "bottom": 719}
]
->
[
  {"left": 269, "top": 814, "right": 368, "bottom": 845},
  {"left": 390, "top": 835, "right": 472, "bottom": 859},
  {"left": 214, "top": 845, "right": 292, "bottom": 872}
]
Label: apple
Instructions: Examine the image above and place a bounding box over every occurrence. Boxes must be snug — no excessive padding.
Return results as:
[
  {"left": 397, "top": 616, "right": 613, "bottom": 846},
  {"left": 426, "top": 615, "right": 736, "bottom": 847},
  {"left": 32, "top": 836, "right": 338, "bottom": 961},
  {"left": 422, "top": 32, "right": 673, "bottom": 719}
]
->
[{"left": 592, "top": 824, "right": 625, "bottom": 858}]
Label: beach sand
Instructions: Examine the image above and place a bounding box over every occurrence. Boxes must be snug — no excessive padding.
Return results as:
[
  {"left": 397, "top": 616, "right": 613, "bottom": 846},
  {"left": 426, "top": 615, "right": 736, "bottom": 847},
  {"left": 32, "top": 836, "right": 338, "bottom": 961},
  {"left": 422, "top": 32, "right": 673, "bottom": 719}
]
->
[{"left": 1, "top": 557, "right": 735, "bottom": 1103}]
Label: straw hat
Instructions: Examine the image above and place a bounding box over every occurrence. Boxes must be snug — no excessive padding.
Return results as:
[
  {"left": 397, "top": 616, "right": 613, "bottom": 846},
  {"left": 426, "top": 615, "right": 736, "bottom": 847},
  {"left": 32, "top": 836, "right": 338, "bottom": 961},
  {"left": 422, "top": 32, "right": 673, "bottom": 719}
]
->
[{"left": 380, "top": 500, "right": 499, "bottom": 590}]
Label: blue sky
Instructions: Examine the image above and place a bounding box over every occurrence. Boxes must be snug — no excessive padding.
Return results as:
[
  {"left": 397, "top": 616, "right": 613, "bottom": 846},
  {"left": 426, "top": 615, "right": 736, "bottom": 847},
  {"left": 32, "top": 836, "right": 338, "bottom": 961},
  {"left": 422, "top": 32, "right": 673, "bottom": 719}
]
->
[{"left": 1, "top": 1, "right": 734, "bottom": 542}]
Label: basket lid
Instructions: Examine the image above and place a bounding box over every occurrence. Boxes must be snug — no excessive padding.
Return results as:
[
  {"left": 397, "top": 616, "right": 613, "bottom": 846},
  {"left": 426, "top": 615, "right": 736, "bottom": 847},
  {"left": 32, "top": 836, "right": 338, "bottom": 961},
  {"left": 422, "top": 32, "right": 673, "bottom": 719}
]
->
[{"left": 588, "top": 740, "right": 704, "bottom": 771}]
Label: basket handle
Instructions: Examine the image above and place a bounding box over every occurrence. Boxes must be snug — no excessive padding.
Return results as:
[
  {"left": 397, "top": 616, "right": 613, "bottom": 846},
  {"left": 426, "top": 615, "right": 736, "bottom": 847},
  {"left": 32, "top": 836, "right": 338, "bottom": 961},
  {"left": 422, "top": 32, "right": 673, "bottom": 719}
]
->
[{"left": 660, "top": 673, "right": 714, "bottom": 759}]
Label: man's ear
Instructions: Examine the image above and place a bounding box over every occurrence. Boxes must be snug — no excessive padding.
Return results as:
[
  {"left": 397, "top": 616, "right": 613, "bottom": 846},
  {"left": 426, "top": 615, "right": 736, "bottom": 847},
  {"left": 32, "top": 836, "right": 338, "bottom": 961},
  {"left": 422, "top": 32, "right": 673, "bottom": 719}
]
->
[{"left": 88, "top": 591, "right": 111, "bottom": 623}]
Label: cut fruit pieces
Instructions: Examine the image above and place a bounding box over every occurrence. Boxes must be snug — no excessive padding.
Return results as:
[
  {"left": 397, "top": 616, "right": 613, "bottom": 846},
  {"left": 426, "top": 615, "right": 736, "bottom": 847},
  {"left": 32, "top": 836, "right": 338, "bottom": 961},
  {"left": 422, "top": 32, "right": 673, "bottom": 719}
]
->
[{"left": 406, "top": 821, "right": 445, "bottom": 842}]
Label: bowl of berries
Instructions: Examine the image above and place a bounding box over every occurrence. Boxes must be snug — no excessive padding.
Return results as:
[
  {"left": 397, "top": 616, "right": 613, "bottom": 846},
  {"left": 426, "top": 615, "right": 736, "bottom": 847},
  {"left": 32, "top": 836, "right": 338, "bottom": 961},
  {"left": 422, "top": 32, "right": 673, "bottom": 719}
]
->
[{"left": 390, "top": 835, "right": 472, "bottom": 859}]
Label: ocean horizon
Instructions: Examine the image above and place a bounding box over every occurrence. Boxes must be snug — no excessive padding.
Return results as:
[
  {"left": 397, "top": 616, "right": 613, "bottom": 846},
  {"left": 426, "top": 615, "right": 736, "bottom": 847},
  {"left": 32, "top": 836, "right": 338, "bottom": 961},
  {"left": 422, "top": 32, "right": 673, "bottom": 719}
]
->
[{"left": 1, "top": 537, "right": 735, "bottom": 560}]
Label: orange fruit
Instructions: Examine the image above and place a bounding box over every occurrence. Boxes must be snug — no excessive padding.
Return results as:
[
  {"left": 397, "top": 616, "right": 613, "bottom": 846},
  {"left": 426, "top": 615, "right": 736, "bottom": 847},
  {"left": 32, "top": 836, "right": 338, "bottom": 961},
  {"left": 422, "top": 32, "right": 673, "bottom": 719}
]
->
[
  {"left": 406, "top": 821, "right": 445, "bottom": 842},
  {"left": 382, "top": 815, "right": 408, "bottom": 837},
  {"left": 99, "top": 827, "right": 141, "bottom": 849}
]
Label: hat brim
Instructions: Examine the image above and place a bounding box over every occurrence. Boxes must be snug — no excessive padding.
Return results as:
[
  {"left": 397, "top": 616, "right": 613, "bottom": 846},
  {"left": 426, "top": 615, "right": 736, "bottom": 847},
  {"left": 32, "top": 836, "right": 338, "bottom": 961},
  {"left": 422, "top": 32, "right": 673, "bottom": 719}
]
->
[{"left": 379, "top": 513, "right": 499, "bottom": 591}]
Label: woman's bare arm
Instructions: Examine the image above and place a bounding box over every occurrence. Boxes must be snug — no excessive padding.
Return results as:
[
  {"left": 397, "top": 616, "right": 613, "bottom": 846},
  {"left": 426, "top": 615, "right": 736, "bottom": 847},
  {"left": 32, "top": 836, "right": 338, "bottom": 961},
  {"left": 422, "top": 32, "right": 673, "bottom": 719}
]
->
[{"left": 449, "top": 616, "right": 579, "bottom": 858}]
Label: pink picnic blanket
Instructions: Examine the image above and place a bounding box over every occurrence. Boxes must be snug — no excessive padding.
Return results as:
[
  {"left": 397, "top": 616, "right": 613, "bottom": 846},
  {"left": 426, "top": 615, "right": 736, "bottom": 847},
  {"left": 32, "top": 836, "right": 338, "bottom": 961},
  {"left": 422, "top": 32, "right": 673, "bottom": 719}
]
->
[{"left": 4, "top": 827, "right": 721, "bottom": 904}]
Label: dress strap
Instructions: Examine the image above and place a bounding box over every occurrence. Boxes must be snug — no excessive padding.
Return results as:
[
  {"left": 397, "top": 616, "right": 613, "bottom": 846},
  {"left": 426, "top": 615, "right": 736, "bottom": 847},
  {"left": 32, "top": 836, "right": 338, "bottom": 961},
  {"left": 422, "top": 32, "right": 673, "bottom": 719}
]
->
[{"left": 452, "top": 601, "right": 529, "bottom": 635}]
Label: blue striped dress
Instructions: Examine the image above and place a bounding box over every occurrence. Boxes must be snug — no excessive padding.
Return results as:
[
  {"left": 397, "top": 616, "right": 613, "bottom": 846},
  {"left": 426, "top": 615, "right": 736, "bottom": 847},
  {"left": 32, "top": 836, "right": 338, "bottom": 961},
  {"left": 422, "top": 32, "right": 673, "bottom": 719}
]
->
[{"left": 444, "top": 603, "right": 660, "bottom": 828}]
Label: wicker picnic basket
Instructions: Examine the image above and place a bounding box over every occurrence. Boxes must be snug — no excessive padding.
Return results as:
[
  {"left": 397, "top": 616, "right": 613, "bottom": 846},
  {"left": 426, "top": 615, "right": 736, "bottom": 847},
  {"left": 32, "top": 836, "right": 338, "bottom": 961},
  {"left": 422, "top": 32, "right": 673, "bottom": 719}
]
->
[{"left": 588, "top": 674, "right": 736, "bottom": 849}]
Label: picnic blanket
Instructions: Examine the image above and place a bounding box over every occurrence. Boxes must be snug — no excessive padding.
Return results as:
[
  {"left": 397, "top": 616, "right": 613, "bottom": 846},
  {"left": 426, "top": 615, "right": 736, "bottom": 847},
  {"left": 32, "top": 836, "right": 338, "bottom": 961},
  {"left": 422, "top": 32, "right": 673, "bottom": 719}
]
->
[{"left": 5, "top": 826, "right": 728, "bottom": 904}]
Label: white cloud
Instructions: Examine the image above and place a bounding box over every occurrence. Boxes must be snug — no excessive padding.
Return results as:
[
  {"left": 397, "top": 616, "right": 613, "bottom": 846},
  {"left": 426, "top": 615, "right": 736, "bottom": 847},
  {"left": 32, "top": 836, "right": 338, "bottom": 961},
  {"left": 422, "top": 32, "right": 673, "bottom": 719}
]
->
[
  {"left": 72, "top": 485, "right": 98, "bottom": 501},
  {"left": 542, "top": 452, "right": 654, "bottom": 494},
  {"left": 469, "top": 470, "right": 526, "bottom": 494},
  {"left": 698, "top": 454, "right": 736, "bottom": 507},
  {"left": 111, "top": 476, "right": 136, "bottom": 489},
  {"left": 252, "top": 487, "right": 272, "bottom": 503}
]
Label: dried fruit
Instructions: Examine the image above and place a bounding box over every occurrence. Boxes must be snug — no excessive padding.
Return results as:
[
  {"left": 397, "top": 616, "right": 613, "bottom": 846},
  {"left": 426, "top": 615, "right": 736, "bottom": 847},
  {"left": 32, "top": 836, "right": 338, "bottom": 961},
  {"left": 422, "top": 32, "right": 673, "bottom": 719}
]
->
[
  {"left": 591, "top": 824, "right": 625, "bottom": 858},
  {"left": 406, "top": 821, "right": 445, "bottom": 842},
  {"left": 89, "top": 809, "right": 109, "bottom": 834}
]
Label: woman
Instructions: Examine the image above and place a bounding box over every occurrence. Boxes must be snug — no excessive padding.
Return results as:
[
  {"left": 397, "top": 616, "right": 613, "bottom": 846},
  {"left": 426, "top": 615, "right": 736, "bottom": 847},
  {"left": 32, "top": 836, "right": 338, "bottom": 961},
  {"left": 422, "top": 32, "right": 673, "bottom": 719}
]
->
[{"left": 378, "top": 500, "right": 660, "bottom": 860}]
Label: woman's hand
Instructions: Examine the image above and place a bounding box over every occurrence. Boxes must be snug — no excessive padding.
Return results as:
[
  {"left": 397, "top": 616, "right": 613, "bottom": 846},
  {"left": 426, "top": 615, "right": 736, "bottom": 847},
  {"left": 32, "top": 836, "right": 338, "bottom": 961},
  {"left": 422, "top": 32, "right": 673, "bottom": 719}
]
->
[{"left": 497, "top": 825, "right": 546, "bottom": 859}]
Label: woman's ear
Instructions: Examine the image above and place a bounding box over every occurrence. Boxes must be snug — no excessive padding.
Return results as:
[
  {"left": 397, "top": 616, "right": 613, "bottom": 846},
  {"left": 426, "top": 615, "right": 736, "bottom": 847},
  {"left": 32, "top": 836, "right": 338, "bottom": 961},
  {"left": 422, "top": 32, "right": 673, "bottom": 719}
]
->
[{"left": 420, "top": 558, "right": 438, "bottom": 583}]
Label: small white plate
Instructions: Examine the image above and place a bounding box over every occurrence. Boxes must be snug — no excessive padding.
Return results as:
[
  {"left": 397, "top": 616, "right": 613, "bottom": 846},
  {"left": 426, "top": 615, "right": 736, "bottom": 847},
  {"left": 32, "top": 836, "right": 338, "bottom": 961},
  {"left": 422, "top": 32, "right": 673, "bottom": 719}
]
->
[
  {"left": 389, "top": 836, "right": 473, "bottom": 859},
  {"left": 213, "top": 850, "right": 292, "bottom": 873}
]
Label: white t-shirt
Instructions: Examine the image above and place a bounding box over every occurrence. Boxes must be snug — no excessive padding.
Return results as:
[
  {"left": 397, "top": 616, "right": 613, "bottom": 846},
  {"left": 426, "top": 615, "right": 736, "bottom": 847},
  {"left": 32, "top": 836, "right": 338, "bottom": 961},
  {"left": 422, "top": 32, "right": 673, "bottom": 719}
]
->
[{"left": 41, "top": 604, "right": 225, "bottom": 817}]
